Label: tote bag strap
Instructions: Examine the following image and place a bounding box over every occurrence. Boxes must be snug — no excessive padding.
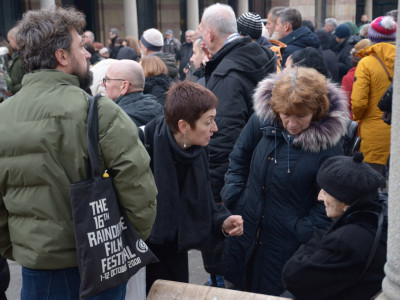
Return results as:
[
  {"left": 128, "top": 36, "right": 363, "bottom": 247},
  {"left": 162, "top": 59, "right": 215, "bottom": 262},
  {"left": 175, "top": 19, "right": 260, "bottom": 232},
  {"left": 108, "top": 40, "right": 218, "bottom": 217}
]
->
[
  {"left": 87, "top": 94, "right": 102, "bottom": 180},
  {"left": 372, "top": 55, "right": 393, "bottom": 82}
]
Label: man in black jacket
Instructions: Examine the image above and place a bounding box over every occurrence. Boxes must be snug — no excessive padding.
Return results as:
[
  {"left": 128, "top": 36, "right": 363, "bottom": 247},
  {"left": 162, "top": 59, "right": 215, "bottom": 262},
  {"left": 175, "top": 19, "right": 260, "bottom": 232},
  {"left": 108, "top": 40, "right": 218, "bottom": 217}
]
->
[
  {"left": 199, "top": 3, "right": 276, "bottom": 287},
  {"left": 275, "top": 7, "right": 320, "bottom": 66},
  {"left": 103, "top": 59, "right": 163, "bottom": 126},
  {"left": 176, "top": 30, "right": 195, "bottom": 81},
  {"left": 334, "top": 23, "right": 361, "bottom": 82}
]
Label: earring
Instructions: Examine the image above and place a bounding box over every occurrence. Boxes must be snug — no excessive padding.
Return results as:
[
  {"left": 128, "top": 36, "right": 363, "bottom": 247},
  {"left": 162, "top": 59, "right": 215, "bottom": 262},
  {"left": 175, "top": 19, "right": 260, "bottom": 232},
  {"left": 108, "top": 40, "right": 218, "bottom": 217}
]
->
[{"left": 184, "top": 134, "right": 187, "bottom": 149}]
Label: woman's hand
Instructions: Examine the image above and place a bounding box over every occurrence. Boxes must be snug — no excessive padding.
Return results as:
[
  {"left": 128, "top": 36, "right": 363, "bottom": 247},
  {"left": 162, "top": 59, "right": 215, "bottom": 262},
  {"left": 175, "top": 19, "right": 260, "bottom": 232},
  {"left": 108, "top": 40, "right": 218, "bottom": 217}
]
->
[{"left": 222, "top": 215, "right": 243, "bottom": 237}]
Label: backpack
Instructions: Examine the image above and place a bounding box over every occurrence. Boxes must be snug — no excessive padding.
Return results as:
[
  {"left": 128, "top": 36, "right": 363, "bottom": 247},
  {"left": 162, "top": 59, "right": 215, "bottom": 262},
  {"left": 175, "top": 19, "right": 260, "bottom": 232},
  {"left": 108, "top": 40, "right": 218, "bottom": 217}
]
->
[{"left": 268, "top": 39, "right": 287, "bottom": 72}]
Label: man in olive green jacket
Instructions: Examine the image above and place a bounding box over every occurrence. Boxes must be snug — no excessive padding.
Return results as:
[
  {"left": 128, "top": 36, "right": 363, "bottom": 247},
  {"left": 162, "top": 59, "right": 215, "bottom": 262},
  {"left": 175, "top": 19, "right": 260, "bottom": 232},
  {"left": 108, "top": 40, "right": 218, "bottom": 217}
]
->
[{"left": 0, "top": 7, "right": 157, "bottom": 300}]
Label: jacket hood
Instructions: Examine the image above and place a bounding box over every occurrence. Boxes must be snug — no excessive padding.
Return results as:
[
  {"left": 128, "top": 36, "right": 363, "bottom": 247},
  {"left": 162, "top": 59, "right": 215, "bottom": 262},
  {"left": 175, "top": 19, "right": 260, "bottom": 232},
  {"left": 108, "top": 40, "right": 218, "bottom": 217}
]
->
[
  {"left": 280, "top": 26, "right": 320, "bottom": 49},
  {"left": 356, "top": 42, "right": 396, "bottom": 65},
  {"left": 253, "top": 73, "right": 349, "bottom": 152},
  {"left": 205, "top": 36, "right": 276, "bottom": 84}
]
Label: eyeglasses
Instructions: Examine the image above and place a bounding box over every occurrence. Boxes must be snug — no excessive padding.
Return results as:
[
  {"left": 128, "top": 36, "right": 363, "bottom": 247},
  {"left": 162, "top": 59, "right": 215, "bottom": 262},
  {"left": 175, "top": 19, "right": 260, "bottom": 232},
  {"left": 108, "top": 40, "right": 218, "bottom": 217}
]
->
[{"left": 102, "top": 76, "right": 128, "bottom": 87}]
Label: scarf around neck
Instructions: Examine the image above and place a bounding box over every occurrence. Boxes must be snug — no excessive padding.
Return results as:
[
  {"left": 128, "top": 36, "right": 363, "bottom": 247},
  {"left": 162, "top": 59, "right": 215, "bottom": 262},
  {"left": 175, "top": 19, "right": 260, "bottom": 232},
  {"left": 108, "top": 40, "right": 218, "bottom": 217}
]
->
[{"left": 149, "top": 117, "right": 216, "bottom": 251}]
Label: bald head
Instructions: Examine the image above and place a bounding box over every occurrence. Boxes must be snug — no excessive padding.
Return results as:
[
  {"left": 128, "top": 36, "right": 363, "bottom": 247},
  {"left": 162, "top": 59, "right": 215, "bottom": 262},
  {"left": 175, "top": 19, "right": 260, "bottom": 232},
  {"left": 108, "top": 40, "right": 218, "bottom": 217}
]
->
[{"left": 105, "top": 60, "right": 145, "bottom": 100}]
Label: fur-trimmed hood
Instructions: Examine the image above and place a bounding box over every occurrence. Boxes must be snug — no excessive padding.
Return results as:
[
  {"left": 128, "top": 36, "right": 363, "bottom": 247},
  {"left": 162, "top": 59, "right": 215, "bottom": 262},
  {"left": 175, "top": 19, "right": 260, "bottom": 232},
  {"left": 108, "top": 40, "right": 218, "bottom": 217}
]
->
[{"left": 253, "top": 73, "right": 349, "bottom": 152}]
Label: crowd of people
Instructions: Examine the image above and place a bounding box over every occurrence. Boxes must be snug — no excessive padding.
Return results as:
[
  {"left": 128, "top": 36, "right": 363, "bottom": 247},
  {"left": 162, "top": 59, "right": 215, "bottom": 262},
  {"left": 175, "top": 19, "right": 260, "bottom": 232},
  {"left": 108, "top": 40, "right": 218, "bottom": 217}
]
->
[{"left": 0, "top": 3, "right": 395, "bottom": 300}]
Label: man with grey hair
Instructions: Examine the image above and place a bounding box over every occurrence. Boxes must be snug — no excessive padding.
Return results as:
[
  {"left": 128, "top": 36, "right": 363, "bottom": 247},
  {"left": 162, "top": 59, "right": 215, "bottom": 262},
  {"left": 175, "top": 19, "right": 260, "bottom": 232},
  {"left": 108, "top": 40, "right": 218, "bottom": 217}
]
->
[
  {"left": 275, "top": 7, "right": 320, "bottom": 66},
  {"left": 0, "top": 6, "right": 157, "bottom": 299},
  {"left": 103, "top": 59, "right": 163, "bottom": 126},
  {"left": 139, "top": 28, "right": 179, "bottom": 80},
  {"left": 83, "top": 30, "right": 95, "bottom": 46},
  {"left": 266, "top": 6, "right": 286, "bottom": 39},
  {"left": 324, "top": 18, "right": 338, "bottom": 50},
  {"left": 199, "top": 2, "right": 276, "bottom": 287},
  {"left": 108, "top": 27, "right": 119, "bottom": 58}
]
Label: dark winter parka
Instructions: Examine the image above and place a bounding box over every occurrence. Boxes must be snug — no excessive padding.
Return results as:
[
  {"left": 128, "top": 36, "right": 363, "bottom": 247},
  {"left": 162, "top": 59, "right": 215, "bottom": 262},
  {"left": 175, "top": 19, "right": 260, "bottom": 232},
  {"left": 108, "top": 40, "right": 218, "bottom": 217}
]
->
[
  {"left": 280, "top": 26, "right": 321, "bottom": 66},
  {"left": 222, "top": 74, "right": 349, "bottom": 295},
  {"left": 143, "top": 74, "right": 172, "bottom": 107},
  {"left": 334, "top": 35, "right": 361, "bottom": 81},
  {"left": 205, "top": 36, "right": 276, "bottom": 203},
  {"left": 282, "top": 193, "right": 387, "bottom": 300},
  {"left": 114, "top": 91, "right": 163, "bottom": 127}
]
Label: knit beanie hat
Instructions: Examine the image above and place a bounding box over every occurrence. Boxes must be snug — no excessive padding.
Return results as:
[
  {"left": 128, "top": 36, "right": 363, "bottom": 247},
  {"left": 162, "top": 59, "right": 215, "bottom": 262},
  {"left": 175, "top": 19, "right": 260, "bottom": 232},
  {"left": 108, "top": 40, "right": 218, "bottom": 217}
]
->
[
  {"left": 368, "top": 16, "right": 397, "bottom": 42},
  {"left": 140, "top": 28, "right": 164, "bottom": 52},
  {"left": 334, "top": 23, "right": 351, "bottom": 38},
  {"left": 317, "top": 152, "right": 385, "bottom": 205},
  {"left": 237, "top": 12, "right": 263, "bottom": 39}
]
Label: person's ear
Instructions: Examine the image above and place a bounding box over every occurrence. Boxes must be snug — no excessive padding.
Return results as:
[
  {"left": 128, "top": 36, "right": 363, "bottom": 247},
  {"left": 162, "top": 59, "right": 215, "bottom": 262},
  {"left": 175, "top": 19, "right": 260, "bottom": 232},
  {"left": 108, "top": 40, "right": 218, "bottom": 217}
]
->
[
  {"left": 120, "top": 81, "right": 130, "bottom": 95},
  {"left": 178, "top": 119, "right": 189, "bottom": 134},
  {"left": 208, "top": 28, "right": 215, "bottom": 42},
  {"left": 284, "top": 22, "right": 291, "bottom": 32},
  {"left": 55, "top": 49, "right": 69, "bottom": 67}
]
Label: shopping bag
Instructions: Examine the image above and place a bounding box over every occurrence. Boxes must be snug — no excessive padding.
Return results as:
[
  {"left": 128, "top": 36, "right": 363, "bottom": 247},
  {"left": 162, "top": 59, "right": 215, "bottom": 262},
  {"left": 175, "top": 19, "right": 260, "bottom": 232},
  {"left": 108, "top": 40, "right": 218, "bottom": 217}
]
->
[{"left": 70, "top": 94, "right": 158, "bottom": 299}]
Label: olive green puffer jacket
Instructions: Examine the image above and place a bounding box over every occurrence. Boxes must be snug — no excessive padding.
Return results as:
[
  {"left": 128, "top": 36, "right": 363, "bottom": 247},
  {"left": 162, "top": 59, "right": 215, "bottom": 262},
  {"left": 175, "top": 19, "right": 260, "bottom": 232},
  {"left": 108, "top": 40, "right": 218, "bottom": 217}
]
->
[{"left": 0, "top": 69, "right": 157, "bottom": 269}]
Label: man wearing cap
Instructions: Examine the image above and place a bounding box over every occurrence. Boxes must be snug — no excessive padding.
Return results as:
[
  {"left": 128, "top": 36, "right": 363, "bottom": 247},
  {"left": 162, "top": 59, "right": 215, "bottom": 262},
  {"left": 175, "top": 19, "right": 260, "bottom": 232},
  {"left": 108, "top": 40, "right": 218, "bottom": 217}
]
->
[
  {"left": 237, "top": 12, "right": 271, "bottom": 47},
  {"left": 282, "top": 152, "right": 387, "bottom": 300},
  {"left": 333, "top": 23, "right": 361, "bottom": 81},
  {"left": 140, "top": 28, "right": 179, "bottom": 80},
  {"left": 162, "top": 29, "right": 181, "bottom": 56},
  {"left": 351, "top": 16, "right": 396, "bottom": 177}
]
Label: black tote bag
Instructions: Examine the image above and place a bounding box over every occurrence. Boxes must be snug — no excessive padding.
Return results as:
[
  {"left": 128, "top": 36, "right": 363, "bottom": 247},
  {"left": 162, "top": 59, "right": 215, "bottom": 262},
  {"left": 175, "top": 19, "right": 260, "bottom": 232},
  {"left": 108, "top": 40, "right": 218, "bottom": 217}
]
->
[{"left": 70, "top": 94, "right": 158, "bottom": 299}]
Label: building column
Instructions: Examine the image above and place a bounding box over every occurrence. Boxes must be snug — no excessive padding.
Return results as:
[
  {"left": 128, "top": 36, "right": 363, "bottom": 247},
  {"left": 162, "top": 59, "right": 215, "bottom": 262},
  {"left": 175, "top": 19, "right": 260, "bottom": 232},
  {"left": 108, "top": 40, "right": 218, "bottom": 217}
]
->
[
  {"left": 237, "top": 0, "right": 249, "bottom": 16},
  {"left": 40, "top": 0, "right": 55, "bottom": 9},
  {"left": 364, "top": 0, "right": 373, "bottom": 21},
  {"left": 378, "top": 2, "right": 400, "bottom": 299},
  {"left": 124, "top": 0, "right": 138, "bottom": 38},
  {"left": 187, "top": 0, "right": 199, "bottom": 31}
]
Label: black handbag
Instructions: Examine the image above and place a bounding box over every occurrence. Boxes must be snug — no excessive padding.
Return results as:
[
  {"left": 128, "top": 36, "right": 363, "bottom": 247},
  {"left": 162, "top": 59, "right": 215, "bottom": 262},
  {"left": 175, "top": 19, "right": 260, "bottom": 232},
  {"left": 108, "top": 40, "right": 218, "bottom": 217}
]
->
[{"left": 70, "top": 94, "right": 158, "bottom": 299}]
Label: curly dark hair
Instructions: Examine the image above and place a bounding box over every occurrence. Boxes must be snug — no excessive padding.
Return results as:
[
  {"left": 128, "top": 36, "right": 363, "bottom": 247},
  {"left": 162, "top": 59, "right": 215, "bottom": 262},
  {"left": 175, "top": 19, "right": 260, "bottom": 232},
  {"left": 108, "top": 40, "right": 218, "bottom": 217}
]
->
[{"left": 16, "top": 6, "right": 86, "bottom": 72}]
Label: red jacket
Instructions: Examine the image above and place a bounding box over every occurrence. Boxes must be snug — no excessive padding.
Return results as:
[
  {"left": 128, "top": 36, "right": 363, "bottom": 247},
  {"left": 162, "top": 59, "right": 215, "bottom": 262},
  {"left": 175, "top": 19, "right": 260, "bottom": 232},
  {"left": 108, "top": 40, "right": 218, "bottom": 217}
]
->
[{"left": 341, "top": 66, "right": 356, "bottom": 120}]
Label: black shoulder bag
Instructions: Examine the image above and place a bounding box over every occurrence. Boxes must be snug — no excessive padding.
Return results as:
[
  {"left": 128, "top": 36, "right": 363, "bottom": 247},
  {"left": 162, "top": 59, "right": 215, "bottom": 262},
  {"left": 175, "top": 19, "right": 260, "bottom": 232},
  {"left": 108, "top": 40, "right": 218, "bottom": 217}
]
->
[{"left": 70, "top": 95, "right": 158, "bottom": 299}]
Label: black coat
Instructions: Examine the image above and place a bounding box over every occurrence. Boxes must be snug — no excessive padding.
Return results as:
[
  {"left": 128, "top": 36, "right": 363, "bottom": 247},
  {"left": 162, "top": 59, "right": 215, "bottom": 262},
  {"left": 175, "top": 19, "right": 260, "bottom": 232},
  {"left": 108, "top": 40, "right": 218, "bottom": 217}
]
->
[
  {"left": 222, "top": 75, "right": 349, "bottom": 295},
  {"left": 282, "top": 194, "right": 387, "bottom": 300},
  {"left": 334, "top": 35, "right": 361, "bottom": 81},
  {"left": 114, "top": 91, "right": 163, "bottom": 127},
  {"left": 176, "top": 42, "right": 193, "bottom": 80},
  {"left": 143, "top": 116, "right": 231, "bottom": 250},
  {"left": 321, "top": 48, "right": 340, "bottom": 83},
  {"left": 154, "top": 52, "right": 179, "bottom": 81},
  {"left": 143, "top": 74, "right": 172, "bottom": 107},
  {"left": 280, "top": 26, "right": 321, "bottom": 66},
  {"left": 204, "top": 36, "right": 276, "bottom": 203}
]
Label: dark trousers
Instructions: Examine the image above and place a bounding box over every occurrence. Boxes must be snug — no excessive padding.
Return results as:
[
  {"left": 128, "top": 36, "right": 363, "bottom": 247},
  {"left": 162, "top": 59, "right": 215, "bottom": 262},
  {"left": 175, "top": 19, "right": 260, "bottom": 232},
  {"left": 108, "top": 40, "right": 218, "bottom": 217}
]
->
[
  {"left": 0, "top": 256, "right": 9, "bottom": 300},
  {"left": 21, "top": 266, "right": 126, "bottom": 300},
  {"left": 146, "top": 239, "right": 188, "bottom": 294}
]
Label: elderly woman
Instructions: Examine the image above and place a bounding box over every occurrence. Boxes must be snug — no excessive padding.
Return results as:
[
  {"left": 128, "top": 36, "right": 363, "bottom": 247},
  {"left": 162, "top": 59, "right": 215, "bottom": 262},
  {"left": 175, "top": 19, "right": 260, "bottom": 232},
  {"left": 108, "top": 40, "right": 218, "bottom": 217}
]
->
[
  {"left": 282, "top": 152, "right": 387, "bottom": 299},
  {"left": 222, "top": 67, "right": 349, "bottom": 295},
  {"left": 142, "top": 81, "right": 243, "bottom": 293}
]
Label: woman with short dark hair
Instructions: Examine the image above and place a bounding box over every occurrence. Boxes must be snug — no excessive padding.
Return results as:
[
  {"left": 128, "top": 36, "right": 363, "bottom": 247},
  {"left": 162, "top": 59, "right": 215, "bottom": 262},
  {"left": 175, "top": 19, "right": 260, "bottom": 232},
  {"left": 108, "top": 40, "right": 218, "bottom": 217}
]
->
[{"left": 142, "top": 81, "right": 243, "bottom": 293}]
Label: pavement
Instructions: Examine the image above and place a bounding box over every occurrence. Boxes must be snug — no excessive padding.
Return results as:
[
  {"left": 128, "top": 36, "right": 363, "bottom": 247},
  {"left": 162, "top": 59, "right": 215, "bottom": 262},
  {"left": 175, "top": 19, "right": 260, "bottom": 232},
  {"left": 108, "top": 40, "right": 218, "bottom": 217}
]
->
[{"left": 5, "top": 250, "right": 208, "bottom": 299}]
